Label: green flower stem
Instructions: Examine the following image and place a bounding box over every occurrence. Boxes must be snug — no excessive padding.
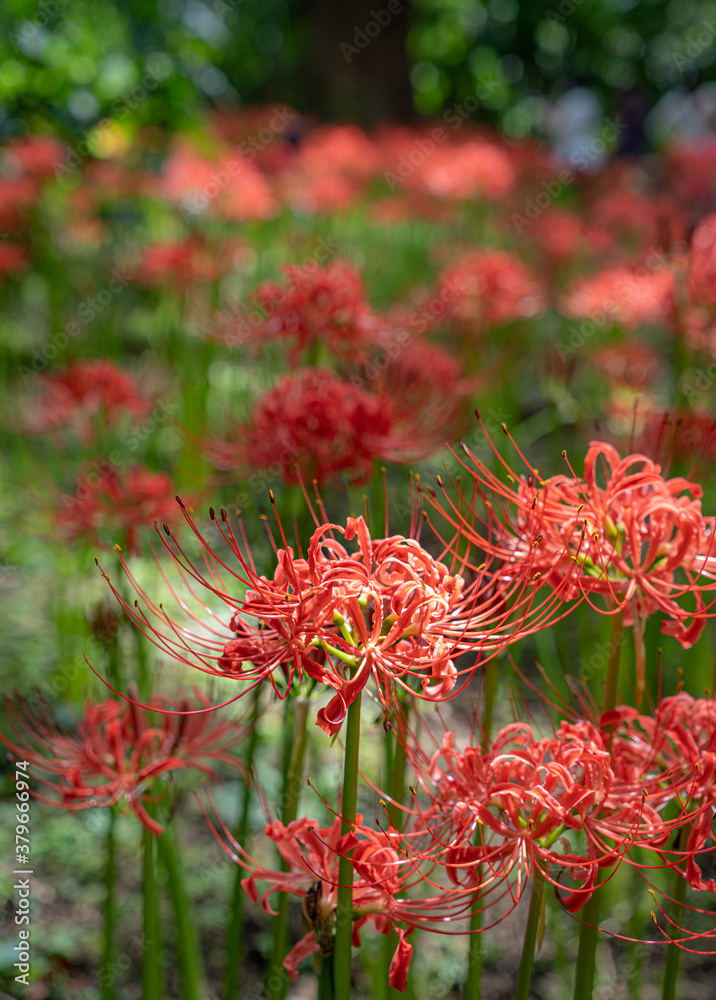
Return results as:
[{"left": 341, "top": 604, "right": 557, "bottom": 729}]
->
[
  {"left": 573, "top": 609, "right": 625, "bottom": 1000},
  {"left": 572, "top": 890, "right": 600, "bottom": 1000},
  {"left": 384, "top": 706, "right": 414, "bottom": 1000},
  {"left": 334, "top": 690, "right": 363, "bottom": 1000},
  {"left": 319, "top": 952, "right": 335, "bottom": 1000},
  {"left": 514, "top": 868, "right": 546, "bottom": 1000},
  {"left": 266, "top": 696, "right": 310, "bottom": 1000},
  {"left": 101, "top": 809, "right": 117, "bottom": 1000},
  {"left": 464, "top": 657, "right": 500, "bottom": 1000},
  {"left": 142, "top": 827, "right": 162, "bottom": 1000},
  {"left": 224, "top": 687, "right": 262, "bottom": 1000},
  {"left": 101, "top": 605, "right": 120, "bottom": 999},
  {"left": 157, "top": 823, "right": 207, "bottom": 1000},
  {"left": 603, "top": 608, "right": 626, "bottom": 719},
  {"left": 662, "top": 827, "right": 689, "bottom": 1000},
  {"left": 177, "top": 335, "right": 214, "bottom": 490},
  {"left": 118, "top": 576, "right": 149, "bottom": 690}
]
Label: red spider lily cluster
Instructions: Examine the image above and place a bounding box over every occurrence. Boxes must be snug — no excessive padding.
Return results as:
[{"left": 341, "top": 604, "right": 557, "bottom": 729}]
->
[
  {"left": 10, "top": 106, "right": 716, "bottom": 999},
  {"left": 1, "top": 689, "right": 246, "bottom": 833},
  {"left": 23, "top": 359, "right": 153, "bottom": 442},
  {"left": 57, "top": 465, "right": 178, "bottom": 556},
  {"left": 205, "top": 368, "right": 395, "bottom": 486},
  {"left": 135, "top": 236, "right": 250, "bottom": 292},
  {"left": 104, "top": 496, "right": 574, "bottom": 737},
  {"left": 206, "top": 353, "right": 474, "bottom": 485},
  {"left": 204, "top": 808, "right": 480, "bottom": 991},
  {"left": 370, "top": 691, "right": 716, "bottom": 941},
  {"left": 425, "top": 420, "right": 716, "bottom": 676}
]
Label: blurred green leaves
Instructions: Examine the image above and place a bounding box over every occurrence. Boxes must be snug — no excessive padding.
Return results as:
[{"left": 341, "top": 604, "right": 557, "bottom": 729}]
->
[{"left": 4, "top": 0, "right": 716, "bottom": 138}]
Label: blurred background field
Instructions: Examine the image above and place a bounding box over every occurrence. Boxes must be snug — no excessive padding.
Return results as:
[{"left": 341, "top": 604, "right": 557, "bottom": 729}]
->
[{"left": 3, "top": 1, "right": 716, "bottom": 998}]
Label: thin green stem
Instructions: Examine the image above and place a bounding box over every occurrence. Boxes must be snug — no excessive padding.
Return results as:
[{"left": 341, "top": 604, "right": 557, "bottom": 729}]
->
[
  {"left": 142, "top": 828, "right": 162, "bottom": 1000},
  {"left": 514, "top": 869, "right": 546, "bottom": 1000},
  {"left": 465, "top": 658, "right": 500, "bottom": 1000},
  {"left": 101, "top": 809, "right": 117, "bottom": 1000},
  {"left": 224, "top": 687, "right": 262, "bottom": 1000},
  {"left": 572, "top": 890, "right": 600, "bottom": 1000},
  {"left": 627, "top": 864, "right": 643, "bottom": 1000},
  {"left": 266, "top": 697, "right": 310, "bottom": 1000},
  {"left": 319, "top": 952, "right": 335, "bottom": 1000},
  {"left": 384, "top": 708, "right": 414, "bottom": 1000},
  {"left": 157, "top": 823, "right": 207, "bottom": 1000},
  {"left": 573, "top": 610, "right": 624, "bottom": 1000},
  {"left": 465, "top": 904, "right": 483, "bottom": 1000},
  {"left": 603, "top": 608, "right": 626, "bottom": 718},
  {"left": 662, "top": 828, "right": 689, "bottom": 1000},
  {"left": 334, "top": 691, "right": 362, "bottom": 1000}
]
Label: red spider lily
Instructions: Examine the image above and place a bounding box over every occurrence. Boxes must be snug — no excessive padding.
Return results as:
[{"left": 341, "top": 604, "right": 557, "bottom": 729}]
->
[
  {"left": 274, "top": 125, "right": 381, "bottom": 214},
  {"left": 57, "top": 464, "right": 178, "bottom": 555},
  {"left": 136, "top": 236, "right": 249, "bottom": 292},
  {"left": 604, "top": 693, "right": 716, "bottom": 891},
  {"left": 158, "top": 140, "right": 278, "bottom": 221},
  {"left": 0, "top": 175, "right": 39, "bottom": 231},
  {"left": 294, "top": 125, "right": 384, "bottom": 183},
  {"left": 5, "top": 134, "right": 66, "bottom": 179},
  {"left": 523, "top": 208, "right": 585, "bottom": 264},
  {"left": 202, "top": 805, "right": 481, "bottom": 992},
  {"left": 424, "top": 417, "right": 716, "bottom": 692},
  {"left": 436, "top": 249, "right": 544, "bottom": 335},
  {"left": 371, "top": 342, "right": 476, "bottom": 464},
  {"left": 205, "top": 368, "right": 394, "bottom": 485},
  {"left": 252, "top": 260, "right": 380, "bottom": 361},
  {"left": 206, "top": 355, "right": 474, "bottom": 484},
  {"left": 591, "top": 341, "right": 664, "bottom": 392},
  {"left": 1, "top": 689, "right": 246, "bottom": 834},
  {"left": 399, "top": 138, "right": 515, "bottom": 202},
  {"left": 101, "top": 493, "right": 569, "bottom": 735},
  {"left": 584, "top": 188, "right": 686, "bottom": 258},
  {"left": 0, "top": 243, "right": 28, "bottom": 281},
  {"left": 683, "top": 213, "right": 716, "bottom": 352},
  {"left": 667, "top": 138, "right": 716, "bottom": 206},
  {"left": 561, "top": 265, "right": 675, "bottom": 330},
  {"left": 403, "top": 707, "right": 712, "bottom": 921},
  {"left": 24, "top": 359, "right": 153, "bottom": 442},
  {"left": 409, "top": 722, "right": 620, "bottom": 914},
  {"left": 277, "top": 169, "right": 363, "bottom": 215}
]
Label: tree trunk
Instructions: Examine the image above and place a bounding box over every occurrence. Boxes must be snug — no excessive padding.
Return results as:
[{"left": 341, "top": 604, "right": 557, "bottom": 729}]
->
[{"left": 306, "top": 0, "right": 413, "bottom": 123}]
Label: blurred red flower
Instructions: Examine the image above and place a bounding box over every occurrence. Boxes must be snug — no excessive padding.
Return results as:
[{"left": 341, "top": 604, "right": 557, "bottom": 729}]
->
[
  {"left": 562, "top": 265, "right": 675, "bottom": 330},
  {"left": 57, "top": 464, "right": 178, "bottom": 555},
  {"left": 437, "top": 249, "right": 544, "bottom": 334},
  {"left": 2, "top": 689, "right": 246, "bottom": 834},
  {"left": 252, "top": 259, "right": 379, "bottom": 360},
  {"left": 206, "top": 368, "right": 393, "bottom": 485},
  {"left": 24, "top": 359, "right": 153, "bottom": 442},
  {"left": 137, "top": 236, "right": 248, "bottom": 291}
]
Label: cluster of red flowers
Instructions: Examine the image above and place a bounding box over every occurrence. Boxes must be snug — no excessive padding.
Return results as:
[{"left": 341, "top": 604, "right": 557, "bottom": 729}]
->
[
  {"left": 103, "top": 490, "right": 580, "bottom": 740},
  {"left": 24, "top": 359, "right": 153, "bottom": 441},
  {"left": 205, "top": 808, "right": 475, "bottom": 991},
  {"left": 0, "top": 134, "right": 64, "bottom": 268},
  {"left": 387, "top": 690, "right": 716, "bottom": 934},
  {"left": 136, "top": 236, "right": 250, "bottom": 292},
  {"left": 1, "top": 689, "right": 245, "bottom": 833},
  {"left": 436, "top": 249, "right": 545, "bottom": 335},
  {"left": 427, "top": 420, "right": 716, "bottom": 665},
  {"left": 250, "top": 260, "right": 379, "bottom": 360},
  {"left": 57, "top": 465, "right": 178, "bottom": 555}
]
